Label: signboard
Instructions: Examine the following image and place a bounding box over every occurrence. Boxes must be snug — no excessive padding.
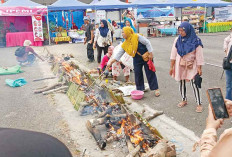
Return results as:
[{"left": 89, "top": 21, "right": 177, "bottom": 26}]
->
[
  {"left": 137, "top": 7, "right": 174, "bottom": 18},
  {"left": 96, "top": 10, "right": 106, "bottom": 24},
  {"left": 32, "top": 15, "right": 44, "bottom": 41},
  {"left": 215, "top": 7, "right": 232, "bottom": 21},
  {"left": 182, "top": 7, "right": 205, "bottom": 16},
  {"left": 0, "top": 6, "right": 47, "bottom": 16}
]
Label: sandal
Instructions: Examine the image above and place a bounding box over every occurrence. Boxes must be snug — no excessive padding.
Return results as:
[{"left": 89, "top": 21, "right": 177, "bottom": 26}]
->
[
  {"left": 177, "top": 101, "right": 187, "bottom": 108},
  {"left": 196, "top": 105, "right": 203, "bottom": 113},
  {"left": 154, "top": 89, "right": 160, "bottom": 97}
]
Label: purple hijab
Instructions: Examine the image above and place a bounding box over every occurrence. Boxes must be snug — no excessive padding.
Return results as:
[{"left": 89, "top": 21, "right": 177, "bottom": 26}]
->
[
  {"left": 176, "top": 22, "right": 203, "bottom": 57},
  {"left": 99, "top": 20, "right": 109, "bottom": 38}
]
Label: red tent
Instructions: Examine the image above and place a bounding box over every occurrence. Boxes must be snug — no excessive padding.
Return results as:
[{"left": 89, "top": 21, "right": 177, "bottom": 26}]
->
[{"left": 0, "top": 0, "right": 48, "bottom": 47}]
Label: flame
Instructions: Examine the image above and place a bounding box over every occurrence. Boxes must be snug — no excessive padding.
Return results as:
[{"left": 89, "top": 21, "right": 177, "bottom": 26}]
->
[
  {"left": 117, "top": 119, "right": 126, "bottom": 135},
  {"left": 84, "top": 79, "right": 88, "bottom": 85},
  {"left": 72, "top": 76, "right": 82, "bottom": 85},
  {"left": 62, "top": 62, "right": 74, "bottom": 72}
]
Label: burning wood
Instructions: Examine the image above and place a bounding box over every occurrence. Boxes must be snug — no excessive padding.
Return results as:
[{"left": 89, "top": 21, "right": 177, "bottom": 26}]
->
[
  {"left": 86, "top": 120, "right": 106, "bottom": 150},
  {"left": 48, "top": 56, "right": 176, "bottom": 156}
]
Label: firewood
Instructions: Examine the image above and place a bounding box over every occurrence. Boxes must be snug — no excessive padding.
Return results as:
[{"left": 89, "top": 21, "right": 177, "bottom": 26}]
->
[
  {"left": 126, "top": 144, "right": 141, "bottom": 157},
  {"left": 86, "top": 120, "right": 106, "bottom": 150},
  {"left": 89, "top": 114, "right": 127, "bottom": 127},
  {"left": 126, "top": 136, "right": 135, "bottom": 153},
  {"left": 34, "top": 82, "right": 63, "bottom": 94},
  {"left": 33, "top": 76, "right": 56, "bottom": 82},
  {"left": 145, "top": 111, "right": 164, "bottom": 121},
  {"left": 142, "top": 140, "right": 168, "bottom": 157},
  {"left": 42, "top": 86, "right": 68, "bottom": 95}
]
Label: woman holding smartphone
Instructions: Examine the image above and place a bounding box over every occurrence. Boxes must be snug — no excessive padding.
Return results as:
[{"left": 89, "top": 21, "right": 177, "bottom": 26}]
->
[{"left": 169, "top": 22, "right": 204, "bottom": 113}]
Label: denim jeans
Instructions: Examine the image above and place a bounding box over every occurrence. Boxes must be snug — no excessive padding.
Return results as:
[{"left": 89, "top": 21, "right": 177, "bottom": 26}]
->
[{"left": 225, "top": 63, "right": 232, "bottom": 100}]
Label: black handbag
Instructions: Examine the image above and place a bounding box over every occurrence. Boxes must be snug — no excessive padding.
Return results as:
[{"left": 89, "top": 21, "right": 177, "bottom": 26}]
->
[{"left": 223, "top": 45, "right": 232, "bottom": 70}]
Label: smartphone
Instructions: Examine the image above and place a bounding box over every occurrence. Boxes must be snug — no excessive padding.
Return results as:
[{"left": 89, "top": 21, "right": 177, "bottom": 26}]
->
[{"left": 206, "top": 88, "right": 229, "bottom": 120}]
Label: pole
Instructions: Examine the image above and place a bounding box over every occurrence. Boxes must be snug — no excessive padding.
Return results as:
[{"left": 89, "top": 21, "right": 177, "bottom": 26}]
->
[
  {"left": 203, "top": 4, "right": 207, "bottom": 33},
  {"left": 46, "top": 14, "right": 51, "bottom": 45}
]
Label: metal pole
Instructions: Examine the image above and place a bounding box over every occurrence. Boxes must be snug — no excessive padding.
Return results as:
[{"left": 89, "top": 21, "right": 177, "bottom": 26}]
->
[
  {"left": 46, "top": 14, "right": 51, "bottom": 45},
  {"left": 203, "top": 4, "right": 207, "bottom": 33}
]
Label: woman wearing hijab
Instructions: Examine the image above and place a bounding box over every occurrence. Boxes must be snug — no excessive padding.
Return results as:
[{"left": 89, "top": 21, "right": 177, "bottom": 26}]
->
[
  {"left": 93, "top": 20, "right": 112, "bottom": 63},
  {"left": 108, "top": 27, "right": 160, "bottom": 96},
  {"left": 125, "top": 18, "right": 136, "bottom": 33},
  {"left": 169, "top": 22, "right": 204, "bottom": 112},
  {"left": 223, "top": 27, "right": 232, "bottom": 100}
]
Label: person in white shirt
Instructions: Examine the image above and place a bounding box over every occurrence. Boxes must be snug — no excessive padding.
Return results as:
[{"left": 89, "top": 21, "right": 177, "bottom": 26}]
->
[{"left": 93, "top": 20, "right": 112, "bottom": 63}]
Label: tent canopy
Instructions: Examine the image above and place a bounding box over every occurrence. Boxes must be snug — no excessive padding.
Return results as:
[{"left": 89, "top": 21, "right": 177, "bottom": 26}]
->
[
  {"left": 48, "top": 0, "right": 90, "bottom": 11},
  {"left": 0, "top": 0, "right": 47, "bottom": 16},
  {"left": 90, "top": 0, "right": 131, "bottom": 9},
  {"left": 132, "top": 0, "right": 232, "bottom": 8},
  {"left": 1, "top": 0, "right": 44, "bottom": 7}
]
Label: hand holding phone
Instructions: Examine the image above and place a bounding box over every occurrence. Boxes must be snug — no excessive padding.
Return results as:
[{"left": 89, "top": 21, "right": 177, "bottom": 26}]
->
[
  {"left": 206, "top": 105, "right": 224, "bottom": 130},
  {"left": 206, "top": 88, "right": 229, "bottom": 120}
]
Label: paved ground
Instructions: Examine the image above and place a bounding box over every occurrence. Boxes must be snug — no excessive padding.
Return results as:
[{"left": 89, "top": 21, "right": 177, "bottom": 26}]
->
[
  {"left": 0, "top": 31, "right": 231, "bottom": 156},
  {"left": 44, "top": 32, "right": 231, "bottom": 137},
  {"left": 0, "top": 47, "right": 79, "bottom": 156}
]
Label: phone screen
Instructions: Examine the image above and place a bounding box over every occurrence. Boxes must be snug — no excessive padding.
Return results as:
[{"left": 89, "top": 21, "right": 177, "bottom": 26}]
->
[{"left": 207, "top": 88, "right": 229, "bottom": 119}]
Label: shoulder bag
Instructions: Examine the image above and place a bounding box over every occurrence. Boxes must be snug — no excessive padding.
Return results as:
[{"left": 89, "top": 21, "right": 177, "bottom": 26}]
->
[{"left": 223, "top": 45, "right": 232, "bottom": 70}]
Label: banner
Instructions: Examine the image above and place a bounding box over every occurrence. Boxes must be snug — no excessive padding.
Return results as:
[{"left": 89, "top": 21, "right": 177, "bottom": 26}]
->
[
  {"left": 182, "top": 7, "right": 205, "bottom": 16},
  {"left": 32, "top": 15, "right": 44, "bottom": 41},
  {"left": 96, "top": 10, "right": 106, "bottom": 24},
  {"left": 215, "top": 7, "right": 232, "bottom": 21},
  {"left": 137, "top": 8, "right": 174, "bottom": 18},
  {"left": 0, "top": 6, "right": 47, "bottom": 16}
]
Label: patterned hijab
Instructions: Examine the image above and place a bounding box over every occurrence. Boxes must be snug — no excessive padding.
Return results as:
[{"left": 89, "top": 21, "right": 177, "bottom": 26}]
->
[
  {"left": 121, "top": 27, "right": 139, "bottom": 57},
  {"left": 99, "top": 20, "right": 109, "bottom": 37},
  {"left": 176, "top": 22, "right": 203, "bottom": 57}
]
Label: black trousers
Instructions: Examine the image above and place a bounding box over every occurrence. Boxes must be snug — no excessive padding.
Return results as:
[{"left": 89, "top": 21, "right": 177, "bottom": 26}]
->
[
  {"left": 96, "top": 44, "right": 109, "bottom": 63},
  {"left": 179, "top": 80, "right": 202, "bottom": 105},
  {"left": 87, "top": 43, "right": 94, "bottom": 61},
  {"left": 133, "top": 56, "right": 159, "bottom": 91}
]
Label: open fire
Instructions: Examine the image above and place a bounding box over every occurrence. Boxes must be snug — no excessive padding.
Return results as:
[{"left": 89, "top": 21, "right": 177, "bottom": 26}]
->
[{"left": 50, "top": 59, "right": 176, "bottom": 156}]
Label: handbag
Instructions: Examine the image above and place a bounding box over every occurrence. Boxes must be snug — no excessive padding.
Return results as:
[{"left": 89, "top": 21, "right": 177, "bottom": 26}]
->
[
  {"left": 223, "top": 45, "right": 232, "bottom": 70},
  {"left": 180, "top": 58, "right": 194, "bottom": 69},
  {"left": 137, "top": 51, "right": 150, "bottom": 62}
]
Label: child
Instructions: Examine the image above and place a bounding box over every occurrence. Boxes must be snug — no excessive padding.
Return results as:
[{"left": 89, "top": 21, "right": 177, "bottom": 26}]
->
[{"left": 99, "top": 46, "right": 114, "bottom": 76}]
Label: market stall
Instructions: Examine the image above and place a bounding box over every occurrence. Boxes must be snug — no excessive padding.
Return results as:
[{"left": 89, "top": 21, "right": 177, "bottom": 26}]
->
[
  {"left": 0, "top": 0, "right": 48, "bottom": 47},
  {"left": 132, "top": 0, "right": 232, "bottom": 36},
  {"left": 48, "top": 0, "right": 89, "bottom": 44},
  {"left": 89, "top": 0, "right": 131, "bottom": 39}
]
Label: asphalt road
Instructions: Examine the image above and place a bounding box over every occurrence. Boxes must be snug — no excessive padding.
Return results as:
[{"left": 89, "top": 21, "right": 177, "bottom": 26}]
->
[{"left": 0, "top": 47, "right": 76, "bottom": 154}]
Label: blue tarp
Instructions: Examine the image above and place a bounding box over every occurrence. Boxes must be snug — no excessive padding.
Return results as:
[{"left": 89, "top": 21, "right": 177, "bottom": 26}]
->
[
  {"left": 48, "top": 11, "right": 84, "bottom": 30},
  {"left": 48, "top": 0, "right": 89, "bottom": 11},
  {"left": 90, "top": 0, "right": 131, "bottom": 9},
  {"left": 1, "top": 0, "right": 44, "bottom": 7},
  {"left": 132, "top": 0, "right": 232, "bottom": 8},
  {"left": 5, "top": 78, "right": 27, "bottom": 87}
]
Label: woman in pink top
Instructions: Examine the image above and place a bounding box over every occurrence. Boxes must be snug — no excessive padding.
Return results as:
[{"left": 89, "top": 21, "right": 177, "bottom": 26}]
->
[
  {"left": 169, "top": 22, "right": 204, "bottom": 113},
  {"left": 223, "top": 27, "right": 232, "bottom": 100}
]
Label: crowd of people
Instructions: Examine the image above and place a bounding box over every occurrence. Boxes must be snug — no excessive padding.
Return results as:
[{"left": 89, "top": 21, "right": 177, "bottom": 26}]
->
[{"left": 13, "top": 10, "right": 232, "bottom": 156}]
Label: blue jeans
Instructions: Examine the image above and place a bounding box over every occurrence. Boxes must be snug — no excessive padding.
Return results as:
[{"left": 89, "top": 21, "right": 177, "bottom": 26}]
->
[{"left": 225, "top": 63, "right": 232, "bottom": 100}]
